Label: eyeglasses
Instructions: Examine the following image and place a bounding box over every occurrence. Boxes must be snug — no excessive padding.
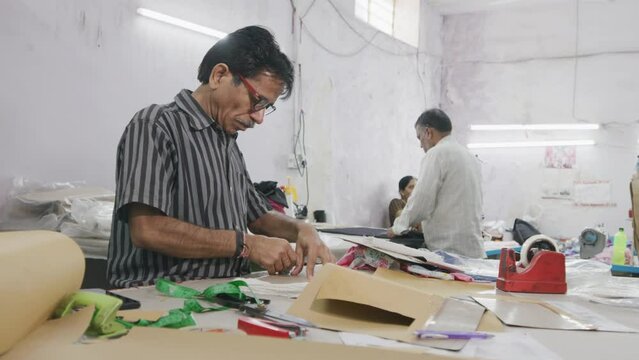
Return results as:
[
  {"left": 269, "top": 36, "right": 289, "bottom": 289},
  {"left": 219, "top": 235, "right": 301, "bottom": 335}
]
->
[{"left": 238, "top": 75, "right": 276, "bottom": 115}]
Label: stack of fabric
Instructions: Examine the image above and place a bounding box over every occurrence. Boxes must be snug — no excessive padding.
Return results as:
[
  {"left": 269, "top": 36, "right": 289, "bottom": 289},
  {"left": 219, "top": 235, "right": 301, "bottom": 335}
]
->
[{"left": 0, "top": 180, "right": 114, "bottom": 260}]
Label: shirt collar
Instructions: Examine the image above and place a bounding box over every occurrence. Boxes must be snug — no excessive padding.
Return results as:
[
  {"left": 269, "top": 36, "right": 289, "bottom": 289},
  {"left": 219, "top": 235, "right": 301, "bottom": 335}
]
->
[
  {"left": 438, "top": 135, "right": 452, "bottom": 144},
  {"left": 174, "top": 89, "right": 225, "bottom": 133}
]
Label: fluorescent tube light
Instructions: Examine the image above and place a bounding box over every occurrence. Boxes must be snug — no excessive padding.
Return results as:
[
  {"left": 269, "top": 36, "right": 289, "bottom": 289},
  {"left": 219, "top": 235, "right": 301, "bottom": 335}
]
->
[
  {"left": 467, "top": 140, "right": 596, "bottom": 149},
  {"left": 136, "top": 8, "right": 227, "bottom": 39},
  {"left": 470, "top": 124, "right": 600, "bottom": 131}
]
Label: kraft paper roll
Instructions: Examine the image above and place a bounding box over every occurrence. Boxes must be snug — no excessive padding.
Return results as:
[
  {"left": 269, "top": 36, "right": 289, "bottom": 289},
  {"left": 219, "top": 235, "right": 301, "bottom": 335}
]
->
[{"left": 0, "top": 231, "right": 85, "bottom": 355}]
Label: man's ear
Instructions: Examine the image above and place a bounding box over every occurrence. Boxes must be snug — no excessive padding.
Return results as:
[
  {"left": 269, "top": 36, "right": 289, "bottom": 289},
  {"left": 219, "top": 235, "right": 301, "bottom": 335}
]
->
[{"left": 208, "top": 63, "right": 231, "bottom": 89}]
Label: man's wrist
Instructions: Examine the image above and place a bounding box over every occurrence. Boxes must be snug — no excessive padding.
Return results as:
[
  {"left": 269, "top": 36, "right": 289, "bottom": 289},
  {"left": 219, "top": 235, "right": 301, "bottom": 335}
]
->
[
  {"left": 236, "top": 232, "right": 251, "bottom": 259},
  {"left": 295, "top": 222, "right": 314, "bottom": 241},
  {"left": 234, "top": 231, "right": 244, "bottom": 257}
]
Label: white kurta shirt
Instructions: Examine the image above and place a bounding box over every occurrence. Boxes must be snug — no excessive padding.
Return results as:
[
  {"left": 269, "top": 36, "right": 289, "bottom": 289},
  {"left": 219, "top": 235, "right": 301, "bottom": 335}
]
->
[{"left": 392, "top": 136, "right": 485, "bottom": 258}]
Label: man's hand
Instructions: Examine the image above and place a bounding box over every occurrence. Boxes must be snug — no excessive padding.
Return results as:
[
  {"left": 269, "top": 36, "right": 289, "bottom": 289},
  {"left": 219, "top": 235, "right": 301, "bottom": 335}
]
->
[
  {"left": 245, "top": 234, "right": 297, "bottom": 275},
  {"left": 291, "top": 224, "right": 335, "bottom": 279},
  {"left": 386, "top": 228, "right": 397, "bottom": 238}
]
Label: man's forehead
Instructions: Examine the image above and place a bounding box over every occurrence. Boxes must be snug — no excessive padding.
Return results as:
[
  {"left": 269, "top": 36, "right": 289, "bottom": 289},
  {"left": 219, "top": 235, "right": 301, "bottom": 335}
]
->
[{"left": 250, "top": 71, "right": 282, "bottom": 83}]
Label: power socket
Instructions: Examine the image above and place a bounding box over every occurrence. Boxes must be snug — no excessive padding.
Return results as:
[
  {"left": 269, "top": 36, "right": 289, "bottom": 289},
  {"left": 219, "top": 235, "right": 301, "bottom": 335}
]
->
[{"left": 287, "top": 154, "right": 306, "bottom": 169}]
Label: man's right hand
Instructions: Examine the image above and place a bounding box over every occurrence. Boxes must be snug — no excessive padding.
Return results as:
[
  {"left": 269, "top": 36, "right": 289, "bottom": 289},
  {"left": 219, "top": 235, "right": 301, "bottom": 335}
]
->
[{"left": 245, "top": 234, "right": 297, "bottom": 275}]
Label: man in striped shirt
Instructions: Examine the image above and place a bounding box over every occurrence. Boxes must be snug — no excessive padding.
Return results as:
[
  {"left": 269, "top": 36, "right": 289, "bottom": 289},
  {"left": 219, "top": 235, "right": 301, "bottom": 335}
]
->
[{"left": 107, "top": 26, "right": 335, "bottom": 288}]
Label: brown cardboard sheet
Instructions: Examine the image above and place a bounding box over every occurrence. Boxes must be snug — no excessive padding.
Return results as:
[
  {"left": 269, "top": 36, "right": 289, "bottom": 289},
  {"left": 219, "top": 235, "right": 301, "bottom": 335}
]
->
[
  {"left": 288, "top": 263, "right": 486, "bottom": 350},
  {"left": 116, "top": 309, "right": 165, "bottom": 322},
  {"left": 373, "top": 267, "right": 494, "bottom": 297},
  {"left": 374, "top": 268, "right": 503, "bottom": 333},
  {"left": 5, "top": 303, "right": 460, "bottom": 360},
  {"left": 3, "top": 306, "right": 94, "bottom": 360},
  {"left": 79, "top": 326, "right": 459, "bottom": 359},
  {"left": 0, "top": 231, "right": 85, "bottom": 355}
]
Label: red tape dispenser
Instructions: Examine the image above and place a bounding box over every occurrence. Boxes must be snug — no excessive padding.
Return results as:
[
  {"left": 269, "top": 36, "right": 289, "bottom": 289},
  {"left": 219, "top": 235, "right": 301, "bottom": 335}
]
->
[{"left": 497, "top": 235, "right": 567, "bottom": 294}]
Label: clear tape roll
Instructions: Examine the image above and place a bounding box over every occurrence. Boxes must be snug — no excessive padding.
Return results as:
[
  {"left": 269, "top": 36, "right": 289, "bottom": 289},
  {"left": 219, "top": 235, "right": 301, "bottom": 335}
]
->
[{"left": 520, "top": 234, "right": 559, "bottom": 268}]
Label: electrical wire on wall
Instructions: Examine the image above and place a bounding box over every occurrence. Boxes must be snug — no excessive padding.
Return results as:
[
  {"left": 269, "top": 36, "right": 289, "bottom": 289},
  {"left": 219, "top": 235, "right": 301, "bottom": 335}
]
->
[
  {"left": 294, "top": 109, "right": 310, "bottom": 208},
  {"left": 290, "top": 0, "right": 440, "bottom": 105},
  {"left": 293, "top": 63, "right": 309, "bottom": 208}
]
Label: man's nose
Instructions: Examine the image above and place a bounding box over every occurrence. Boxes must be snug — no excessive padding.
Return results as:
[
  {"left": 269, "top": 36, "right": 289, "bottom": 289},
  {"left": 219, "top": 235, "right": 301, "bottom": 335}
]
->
[{"left": 249, "top": 109, "right": 265, "bottom": 124}]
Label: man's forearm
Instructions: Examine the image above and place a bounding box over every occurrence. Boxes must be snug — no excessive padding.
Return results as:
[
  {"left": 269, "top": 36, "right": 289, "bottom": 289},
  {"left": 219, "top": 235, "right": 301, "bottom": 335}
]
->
[
  {"left": 249, "top": 211, "right": 301, "bottom": 242},
  {"left": 129, "top": 204, "right": 237, "bottom": 258}
]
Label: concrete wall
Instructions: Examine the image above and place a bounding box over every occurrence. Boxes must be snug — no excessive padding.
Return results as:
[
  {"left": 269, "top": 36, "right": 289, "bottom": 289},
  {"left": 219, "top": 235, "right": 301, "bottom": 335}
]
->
[
  {"left": 0, "top": 0, "right": 297, "bottom": 197},
  {"left": 441, "top": 0, "right": 639, "bottom": 238},
  {"left": 294, "top": 0, "right": 442, "bottom": 226},
  {"left": 0, "top": 0, "right": 443, "bottom": 228}
]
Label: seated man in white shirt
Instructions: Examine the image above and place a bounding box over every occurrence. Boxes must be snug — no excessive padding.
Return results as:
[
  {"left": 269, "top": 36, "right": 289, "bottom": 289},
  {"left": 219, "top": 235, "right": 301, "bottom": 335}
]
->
[{"left": 388, "top": 109, "right": 485, "bottom": 258}]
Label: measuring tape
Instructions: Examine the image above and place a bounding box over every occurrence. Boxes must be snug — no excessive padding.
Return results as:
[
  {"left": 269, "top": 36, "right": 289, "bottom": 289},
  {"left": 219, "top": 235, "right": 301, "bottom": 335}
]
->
[{"left": 55, "top": 279, "right": 263, "bottom": 337}]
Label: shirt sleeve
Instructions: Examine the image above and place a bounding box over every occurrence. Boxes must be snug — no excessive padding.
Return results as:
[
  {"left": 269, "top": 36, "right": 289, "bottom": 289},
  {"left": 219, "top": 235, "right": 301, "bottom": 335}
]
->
[
  {"left": 388, "top": 199, "right": 405, "bottom": 225},
  {"left": 239, "top": 156, "right": 270, "bottom": 224},
  {"left": 115, "top": 108, "right": 176, "bottom": 221},
  {"left": 392, "top": 151, "right": 443, "bottom": 235}
]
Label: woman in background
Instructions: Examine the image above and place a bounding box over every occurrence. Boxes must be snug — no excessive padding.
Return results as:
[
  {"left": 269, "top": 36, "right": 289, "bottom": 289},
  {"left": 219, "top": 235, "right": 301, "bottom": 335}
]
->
[{"left": 388, "top": 176, "right": 417, "bottom": 226}]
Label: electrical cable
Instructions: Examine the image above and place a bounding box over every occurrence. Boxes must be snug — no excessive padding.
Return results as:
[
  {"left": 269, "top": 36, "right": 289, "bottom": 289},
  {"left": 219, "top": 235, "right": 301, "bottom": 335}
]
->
[
  {"left": 292, "top": 0, "right": 442, "bottom": 59},
  {"left": 300, "top": 0, "right": 317, "bottom": 20},
  {"left": 325, "top": 0, "right": 419, "bottom": 57},
  {"left": 301, "top": 24, "right": 379, "bottom": 57},
  {"left": 415, "top": 51, "right": 428, "bottom": 106},
  {"left": 293, "top": 109, "right": 305, "bottom": 178},
  {"left": 301, "top": 110, "right": 310, "bottom": 206}
]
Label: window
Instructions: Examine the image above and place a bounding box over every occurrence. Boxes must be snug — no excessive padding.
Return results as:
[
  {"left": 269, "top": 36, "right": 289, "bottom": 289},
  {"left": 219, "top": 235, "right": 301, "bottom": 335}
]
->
[{"left": 355, "top": 0, "right": 420, "bottom": 47}]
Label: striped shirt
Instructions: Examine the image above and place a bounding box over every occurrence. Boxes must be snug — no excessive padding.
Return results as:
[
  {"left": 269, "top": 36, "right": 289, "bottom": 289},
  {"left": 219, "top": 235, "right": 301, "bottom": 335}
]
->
[{"left": 107, "top": 89, "right": 270, "bottom": 288}]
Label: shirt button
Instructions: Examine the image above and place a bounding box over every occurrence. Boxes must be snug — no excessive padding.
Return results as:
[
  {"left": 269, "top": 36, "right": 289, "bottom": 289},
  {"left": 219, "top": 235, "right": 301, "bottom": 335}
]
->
[{"left": 230, "top": 186, "right": 233, "bottom": 192}]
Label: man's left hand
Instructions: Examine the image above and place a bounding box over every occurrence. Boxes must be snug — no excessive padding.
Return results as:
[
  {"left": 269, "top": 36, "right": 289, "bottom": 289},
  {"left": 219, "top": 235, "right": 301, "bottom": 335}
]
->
[{"left": 291, "top": 224, "right": 335, "bottom": 279}]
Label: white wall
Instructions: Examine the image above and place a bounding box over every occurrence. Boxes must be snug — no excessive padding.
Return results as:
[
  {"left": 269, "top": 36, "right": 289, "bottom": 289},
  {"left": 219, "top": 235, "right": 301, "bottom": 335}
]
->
[
  {"left": 440, "top": 0, "right": 639, "bottom": 238},
  {"left": 0, "top": 0, "right": 296, "bottom": 205},
  {"left": 0, "top": 0, "right": 443, "bottom": 229},
  {"left": 293, "top": 0, "right": 442, "bottom": 226}
]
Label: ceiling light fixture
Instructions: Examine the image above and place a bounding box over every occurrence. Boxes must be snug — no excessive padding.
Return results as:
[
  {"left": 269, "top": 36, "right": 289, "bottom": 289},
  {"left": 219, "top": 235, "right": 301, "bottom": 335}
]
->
[
  {"left": 470, "top": 124, "right": 599, "bottom": 131},
  {"left": 136, "top": 8, "right": 227, "bottom": 39},
  {"left": 467, "top": 140, "right": 596, "bottom": 149}
]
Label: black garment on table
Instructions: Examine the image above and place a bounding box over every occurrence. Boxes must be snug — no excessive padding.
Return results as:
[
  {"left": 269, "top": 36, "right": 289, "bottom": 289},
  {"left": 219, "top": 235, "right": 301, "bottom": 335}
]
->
[
  {"left": 254, "top": 181, "right": 288, "bottom": 208},
  {"left": 512, "top": 218, "right": 541, "bottom": 245},
  {"left": 318, "top": 227, "right": 425, "bottom": 249}
]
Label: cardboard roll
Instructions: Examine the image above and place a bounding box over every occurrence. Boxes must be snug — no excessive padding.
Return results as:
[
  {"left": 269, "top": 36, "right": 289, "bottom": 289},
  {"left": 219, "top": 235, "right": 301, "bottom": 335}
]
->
[{"left": 520, "top": 234, "right": 559, "bottom": 268}]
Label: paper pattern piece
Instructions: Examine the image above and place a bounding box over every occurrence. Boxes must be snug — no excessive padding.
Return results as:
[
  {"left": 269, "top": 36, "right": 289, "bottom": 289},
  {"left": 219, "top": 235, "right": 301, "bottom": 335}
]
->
[
  {"left": 546, "top": 301, "right": 638, "bottom": 332},
  {"left": 340, "top": 331, "right": 562, "bottom": 360},
  {"left": 573, "top": 181, "right": 615, "bottom": 206},
  {"left": 6, "top": 307, "right": 458, "bottom": 360},
  {"left": 288, "top": 264, "right": 446, "bottom": 345},
  {"left": 373, "top": 268, "right": 503, "bottom": 333},
  {"left": 541, "top": 168, "right": 574, "bottom": 200},
  {"left": 419, "top": 298, "right": 487, "bottom": 350},
  {"left": 373, "top": 268, "right": 494, "bottom": 297},
  {"left": 472, "top": 295, "right": 596, "bottom": 331}
]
